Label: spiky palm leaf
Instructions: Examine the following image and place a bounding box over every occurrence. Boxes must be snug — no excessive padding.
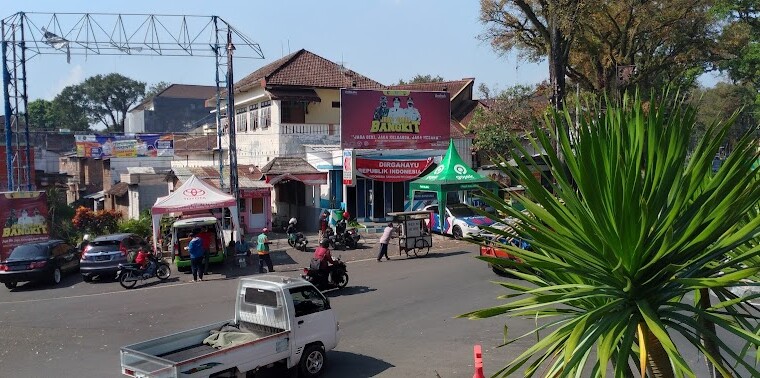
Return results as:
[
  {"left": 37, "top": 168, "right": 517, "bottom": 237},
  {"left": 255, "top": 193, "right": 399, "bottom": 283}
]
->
[{"left": 461, "top": 91, "right": 760, "bottom": 377}]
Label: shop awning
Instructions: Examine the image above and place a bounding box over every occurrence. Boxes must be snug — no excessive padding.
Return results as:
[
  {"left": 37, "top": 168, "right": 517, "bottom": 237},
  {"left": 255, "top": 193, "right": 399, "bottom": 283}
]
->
[{"left": 267, "top": 88, "right": 321, "bottom": 102}]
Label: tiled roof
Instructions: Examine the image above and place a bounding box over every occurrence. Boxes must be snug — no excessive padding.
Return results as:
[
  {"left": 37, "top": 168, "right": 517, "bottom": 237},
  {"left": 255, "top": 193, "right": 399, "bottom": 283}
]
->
[
  {"left": 387, "top": 78, "right": 474, "bottom": 98},
  {"left": 171, "top": 165, "right": 269, "bottom": 190},
  {"left": 106, "top": 182, "right": 129, "bottom": 197},
  {"left": 234, "top": 49, "right": 383, "bottom": 93},
  {"left": 173, "top": 134, "right": 218, "bottom": 154},
  {"left": 260, "top": 157, "right": 320, "bottom": 175},
  {"left": 132, "top": 84, "right": 217, "bottom": 112}
]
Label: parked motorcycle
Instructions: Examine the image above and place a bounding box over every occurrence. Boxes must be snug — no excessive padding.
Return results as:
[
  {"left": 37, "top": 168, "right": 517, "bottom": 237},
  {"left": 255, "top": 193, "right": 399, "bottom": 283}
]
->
[
  {"left": 323, "top": 228, "right": 344, "bottom": 251},
  {"left": 341, "top": 228, "right": 362, "bottom": 249},
  {"left": 302, "top": 256, "right": 348, "bottom": 291},
  {"left": 118, "top": 255, "right": 171, "bottom": 289},
  {"left": 288, "top": 232, "right": 309, "bottom": 251}
]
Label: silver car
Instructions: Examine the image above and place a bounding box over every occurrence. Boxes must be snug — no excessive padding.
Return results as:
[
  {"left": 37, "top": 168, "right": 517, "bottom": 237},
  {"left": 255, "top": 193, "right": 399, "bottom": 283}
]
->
[{"left": 80, "top": 233, "right": 145, "bottom": 282}]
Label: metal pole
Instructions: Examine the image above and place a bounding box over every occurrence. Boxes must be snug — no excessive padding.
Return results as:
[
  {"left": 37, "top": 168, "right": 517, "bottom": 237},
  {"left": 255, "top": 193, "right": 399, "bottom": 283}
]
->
[
  {"left": 226, "top": 29, "right": 239, "bottom": 204},
  {"left": 213, "top": 16, "right": 225, "bottom": 190},
  {"left": 1, "top": 20, "right": 14, "bottom": 191},
  {"left": 20, "top": 14, "right": 31, "bottom": 191}
]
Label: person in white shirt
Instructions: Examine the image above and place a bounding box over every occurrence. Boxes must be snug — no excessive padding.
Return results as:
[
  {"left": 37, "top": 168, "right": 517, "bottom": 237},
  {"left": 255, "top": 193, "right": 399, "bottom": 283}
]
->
[
  {"left": 405, "top": 97, "right": 421, "bottom": 122},
  {"left": 387, "top": 97, "right": 405, "bottom": 122},
  {"left": 377, "top": 223, "right": 396, "bottom": 261}
]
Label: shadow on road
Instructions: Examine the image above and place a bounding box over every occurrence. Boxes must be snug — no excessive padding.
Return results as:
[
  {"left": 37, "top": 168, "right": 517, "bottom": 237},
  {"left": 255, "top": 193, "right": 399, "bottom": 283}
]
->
[
  {"left": 420, "top": 250, "right": 470, "bottom": 259},
  {"left": 325, "top": 285, "right": 376, "bottom": 298},
  {"left": 326, "top": 351, "right": 395, "bottom": 377},
  {"left": 130, "top": 277, "right": 181, "bottom": 289},
  {"left": 255, "top": 351, "right": 394, "bottom": 378},
  {"left": 8, "top": 272, "right": 83, "bottom": 292}
]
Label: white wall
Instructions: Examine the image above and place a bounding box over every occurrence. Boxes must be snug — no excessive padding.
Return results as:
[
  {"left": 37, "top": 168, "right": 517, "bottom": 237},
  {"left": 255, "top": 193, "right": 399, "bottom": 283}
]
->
[
  {"left": 125, "top": 110, "right": 145, "bottom": 133},
  {"left": 34, "top": 148, "right": 62, "bottom": 173}
]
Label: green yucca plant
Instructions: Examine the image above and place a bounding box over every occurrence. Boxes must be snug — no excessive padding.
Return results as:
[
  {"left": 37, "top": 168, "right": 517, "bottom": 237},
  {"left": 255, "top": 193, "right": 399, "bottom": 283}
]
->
[{"left": 461, "top": 90, "right": 760, "bottom": 377}]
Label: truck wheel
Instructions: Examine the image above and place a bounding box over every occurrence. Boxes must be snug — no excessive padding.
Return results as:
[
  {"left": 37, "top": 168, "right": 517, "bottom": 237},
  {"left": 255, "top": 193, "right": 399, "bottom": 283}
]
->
[{"left": 299, "top": 344, "right": 326, "bottom": 377}]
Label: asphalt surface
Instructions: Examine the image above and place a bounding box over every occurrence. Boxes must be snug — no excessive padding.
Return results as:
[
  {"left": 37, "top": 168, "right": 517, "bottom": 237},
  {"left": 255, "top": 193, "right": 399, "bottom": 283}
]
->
[{"left": 0, "top": 232, "right": 752, "bottom": 377}]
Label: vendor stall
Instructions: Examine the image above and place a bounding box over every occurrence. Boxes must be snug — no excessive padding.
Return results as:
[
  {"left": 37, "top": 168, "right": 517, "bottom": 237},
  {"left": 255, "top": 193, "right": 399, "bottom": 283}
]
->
[
  {"left": 151, "top": 175, "right": 242, "bottom": 253},
  {"left": 408, "top": 140, "right": 499, "bottom": 235},
  {"left": 388, "top": 211, "right": 433, "bottom": 258}
]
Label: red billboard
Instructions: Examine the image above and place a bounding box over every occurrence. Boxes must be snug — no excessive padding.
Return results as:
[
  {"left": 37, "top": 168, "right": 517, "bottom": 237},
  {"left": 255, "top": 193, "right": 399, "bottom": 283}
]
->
[
  {"left": 356, "top": 157, "right": 433, "bottom": 182},
  {"left": 341, "top": 89, "right": 451, "bottom": 150},
  {"left": 0, "top": 191, "right": 49, "bottom": 261}
]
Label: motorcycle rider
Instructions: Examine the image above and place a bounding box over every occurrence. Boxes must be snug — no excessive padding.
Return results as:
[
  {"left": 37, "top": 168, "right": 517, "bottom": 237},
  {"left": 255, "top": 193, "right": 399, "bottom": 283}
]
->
[
  {"left": 135, "top": 246, "right": 156, "bottom": 278},
  {"left": 312, "top": 239, "right": 336, "bottom": 285},
  {"left": 286, "top": 218, "right": 298, "bottom": 243}
]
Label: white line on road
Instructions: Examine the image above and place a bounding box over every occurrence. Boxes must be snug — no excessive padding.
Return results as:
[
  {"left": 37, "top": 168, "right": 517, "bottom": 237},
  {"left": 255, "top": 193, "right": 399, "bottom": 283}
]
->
[{"left": 0, "top": 245, "right": 472, "bottom": 306}]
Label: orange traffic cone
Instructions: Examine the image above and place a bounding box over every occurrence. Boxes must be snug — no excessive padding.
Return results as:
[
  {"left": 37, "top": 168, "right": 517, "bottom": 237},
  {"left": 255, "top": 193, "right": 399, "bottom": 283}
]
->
[{"left": 473, "top": 344, "right": 485, "bottom": 378}]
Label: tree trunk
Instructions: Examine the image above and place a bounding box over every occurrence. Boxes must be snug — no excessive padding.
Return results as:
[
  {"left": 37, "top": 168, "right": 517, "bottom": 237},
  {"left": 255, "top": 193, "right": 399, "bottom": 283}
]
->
[
  {"left": 698, "top": 288, "right": 724, "bottom": 378},
  {"left": 639, "top": 322, "right": 675, "bottom": 378}
]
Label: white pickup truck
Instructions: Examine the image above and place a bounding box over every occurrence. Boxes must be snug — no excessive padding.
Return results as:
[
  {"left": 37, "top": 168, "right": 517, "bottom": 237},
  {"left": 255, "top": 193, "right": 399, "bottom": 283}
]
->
[{"left": 120, "top": 276, "right": 340, "bottom": 378}]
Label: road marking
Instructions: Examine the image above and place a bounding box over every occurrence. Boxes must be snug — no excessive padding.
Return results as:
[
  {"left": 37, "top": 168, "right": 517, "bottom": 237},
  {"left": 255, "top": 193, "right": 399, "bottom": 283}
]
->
[
  {"left": 0, "top": 245, "right": 474, "bottom": 306},
  {"left": 0, "top": 281, "right": 201, "bottom": 305}
]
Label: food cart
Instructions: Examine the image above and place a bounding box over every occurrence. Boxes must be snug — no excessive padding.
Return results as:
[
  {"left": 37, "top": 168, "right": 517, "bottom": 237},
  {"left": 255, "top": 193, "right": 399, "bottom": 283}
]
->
[{"left": 388, "top": 211, "right": 433, "bottom": 258}]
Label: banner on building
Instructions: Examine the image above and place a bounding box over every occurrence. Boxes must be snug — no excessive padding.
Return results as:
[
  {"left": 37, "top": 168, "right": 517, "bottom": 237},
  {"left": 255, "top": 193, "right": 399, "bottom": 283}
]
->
[
  {"left": 340, "top": 89, "right": 451, "bottom": 150},
  {"left": 356, "top": 157, "right": 433, "bottom": 182},
  {"left": 342, "top": 149, "right": 355, "bottom": 186},
  {"left": 0, "top": 191, "right": 49, "bottom": 261},
  {"left": 75, "top": 134, "right": 174, "bottom": 158}
]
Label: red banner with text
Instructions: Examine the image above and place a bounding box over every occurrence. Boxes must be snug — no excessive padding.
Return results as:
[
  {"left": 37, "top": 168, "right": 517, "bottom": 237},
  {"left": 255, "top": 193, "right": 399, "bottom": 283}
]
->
[
  {"left": 0, "top": 191, "right": 49, "bottom": 261},
  {"left": 356, "top": 157, "right": 433, "bottom": 182}
]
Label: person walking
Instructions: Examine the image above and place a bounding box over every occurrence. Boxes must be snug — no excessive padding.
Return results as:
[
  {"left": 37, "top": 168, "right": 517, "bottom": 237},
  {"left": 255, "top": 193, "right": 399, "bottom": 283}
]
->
[
  {"left": 187, "top": 231, "right": 205, "bottom": 282},
  {"left": 377, "top": 222, "right": 396, "bottom": 261},
  {"left": 256, "top": 228, "right": 274, "bottom": 273}
]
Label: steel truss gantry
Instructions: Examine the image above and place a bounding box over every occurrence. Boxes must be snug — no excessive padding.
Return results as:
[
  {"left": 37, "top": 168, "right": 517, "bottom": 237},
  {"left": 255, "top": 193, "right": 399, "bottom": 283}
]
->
[{"left": 1, "top": 12, "right": 264, "bottom": 192}]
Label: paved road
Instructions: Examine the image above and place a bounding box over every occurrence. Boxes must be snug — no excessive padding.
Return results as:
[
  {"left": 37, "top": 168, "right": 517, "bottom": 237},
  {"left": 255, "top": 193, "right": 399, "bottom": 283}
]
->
[{"left": 0, "top": 235, "right": 750, "bottom": 377}]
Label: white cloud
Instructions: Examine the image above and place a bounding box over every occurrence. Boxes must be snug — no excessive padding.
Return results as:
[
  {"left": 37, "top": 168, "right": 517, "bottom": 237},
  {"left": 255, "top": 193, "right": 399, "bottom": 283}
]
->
[{"left": 45, "top": 64, "right": 84, "bottom": 100}]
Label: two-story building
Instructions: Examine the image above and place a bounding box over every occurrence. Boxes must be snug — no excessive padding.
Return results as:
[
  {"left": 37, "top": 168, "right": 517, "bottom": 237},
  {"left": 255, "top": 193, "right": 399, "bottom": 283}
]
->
[
  {"left": 126, "top": 84, "right": 217, "bottom": 133},
  {"left": 212, "top": 49, "right": 480, "bottom": 223}
]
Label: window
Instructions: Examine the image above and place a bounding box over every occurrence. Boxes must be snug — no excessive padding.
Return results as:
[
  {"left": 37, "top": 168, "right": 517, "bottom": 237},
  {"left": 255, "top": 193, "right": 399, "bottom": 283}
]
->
[
  {"left": 245, "top": 288, "right": 278, "bottom": 307},
  {"left": 289, "top": 286, "right": 329, "bottom": 317},
  {"left": 249, "top": 104, "right": 259, "bottom": 131},
  {"left": 235, "top": 107, "right": 248, "bottom": 132},
  {"left": 331, "top": 101, "right": 340, "bottom": 108},
  {"left": 448, "top": 205, "right": 477, "bottom": 218},
  {"left": 260, "top": 101, "right": 271, "bottom": 129},
  {"left": 281, "top": 101, "right": 306, "bottom": 123},
  {"left": 51, "top": 243, "right": 69, "bottom": 257},
  {"left": 9, "top": 244, "right": 48, "bottom": 259}
]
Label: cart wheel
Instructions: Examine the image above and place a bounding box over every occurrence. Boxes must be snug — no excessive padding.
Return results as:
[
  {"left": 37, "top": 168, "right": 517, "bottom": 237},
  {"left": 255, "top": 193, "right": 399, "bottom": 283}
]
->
[{"left": 414, "top": 238, "right": 430, "bottom": 257}]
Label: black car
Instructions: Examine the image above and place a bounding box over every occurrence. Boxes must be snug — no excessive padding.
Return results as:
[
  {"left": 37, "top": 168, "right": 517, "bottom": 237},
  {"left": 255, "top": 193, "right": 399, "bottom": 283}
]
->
[
  {"left": 80, "top": 233, "right": 145, "bottom": 282},
  {"left": 0, "top": 240, "right": 80, "bottom": 289}
]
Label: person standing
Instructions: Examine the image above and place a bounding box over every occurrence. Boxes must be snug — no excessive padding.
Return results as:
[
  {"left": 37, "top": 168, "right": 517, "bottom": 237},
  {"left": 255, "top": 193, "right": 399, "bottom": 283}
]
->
[
  {"left": 187, "top": 232, "right": 205, "bottom": 282},
  {"left": 256, "top": 228, "right": 274, "bottom": 273},
  {"left": 319, "top": 212, "right": 329, "bottom": 241},
  {"left": 377, "top": 223, "right": 396, "bottom": 261}
]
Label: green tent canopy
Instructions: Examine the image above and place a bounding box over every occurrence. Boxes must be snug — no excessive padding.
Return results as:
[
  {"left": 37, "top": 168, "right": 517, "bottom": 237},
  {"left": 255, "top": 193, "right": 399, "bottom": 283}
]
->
[{"left": 409, "top": 140, "right": 498, "bottom": 229}]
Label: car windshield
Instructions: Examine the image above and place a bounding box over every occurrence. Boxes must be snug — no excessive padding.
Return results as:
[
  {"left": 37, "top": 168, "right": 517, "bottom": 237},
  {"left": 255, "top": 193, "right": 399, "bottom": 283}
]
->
[
  {"left": 449, "top": 205, "right": 477, "bottom": 218},
  {"left": 8, "top": 244, "right": 48, "bottom": 260}
]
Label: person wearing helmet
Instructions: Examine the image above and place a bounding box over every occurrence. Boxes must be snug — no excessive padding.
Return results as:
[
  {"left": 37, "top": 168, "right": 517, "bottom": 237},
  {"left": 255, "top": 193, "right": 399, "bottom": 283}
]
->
[
  {"left": 312, "top": 238, "right": 336, "bottom": 282},
  {"left": 286, "top": 218, "right": 298, "bottom": 242},
  {"left": 77, "top": 234, "right": 90, "bottom": 254}
]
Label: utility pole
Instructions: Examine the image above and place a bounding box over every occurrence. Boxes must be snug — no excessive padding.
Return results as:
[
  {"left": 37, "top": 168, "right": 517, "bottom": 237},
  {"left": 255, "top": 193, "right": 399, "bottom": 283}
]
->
[{"left": 226, "top": 29, "right": 240, "bottom": 210}]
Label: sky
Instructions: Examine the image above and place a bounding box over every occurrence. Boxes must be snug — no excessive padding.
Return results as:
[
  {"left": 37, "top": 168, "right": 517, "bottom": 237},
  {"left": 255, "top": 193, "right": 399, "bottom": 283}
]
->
[{"left": 3, "top": 0, "right": 723, "bottom": 105}]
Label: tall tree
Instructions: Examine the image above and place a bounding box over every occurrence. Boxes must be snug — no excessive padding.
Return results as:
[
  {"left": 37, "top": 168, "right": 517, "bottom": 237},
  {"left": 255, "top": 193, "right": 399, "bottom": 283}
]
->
[
  {"left": 396, "top": 74, "right": 445, "bottom": 85},
  {"left": 79, "top": 73, "right": 145, "bottom": 132},
  {"left": 51, "top": 85, "right": 91, "bottom": 131},
  {"left": 468, "top": 84, "right": 549, "bottom": 158},
  {"left": 144, "top": 81, "right": 171, "bottom": 99},
  {"left": 480, "top": 1, "right": 719, "bottom": 99},
  {"left": 714, "top": 0, "right": 760, "bottom": 90},
  {"left": 27, "top": 99, "right": 56, "bottom": 130},
  {"left": 689, "top": 82, "right": 759, "bottom": 150}
]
